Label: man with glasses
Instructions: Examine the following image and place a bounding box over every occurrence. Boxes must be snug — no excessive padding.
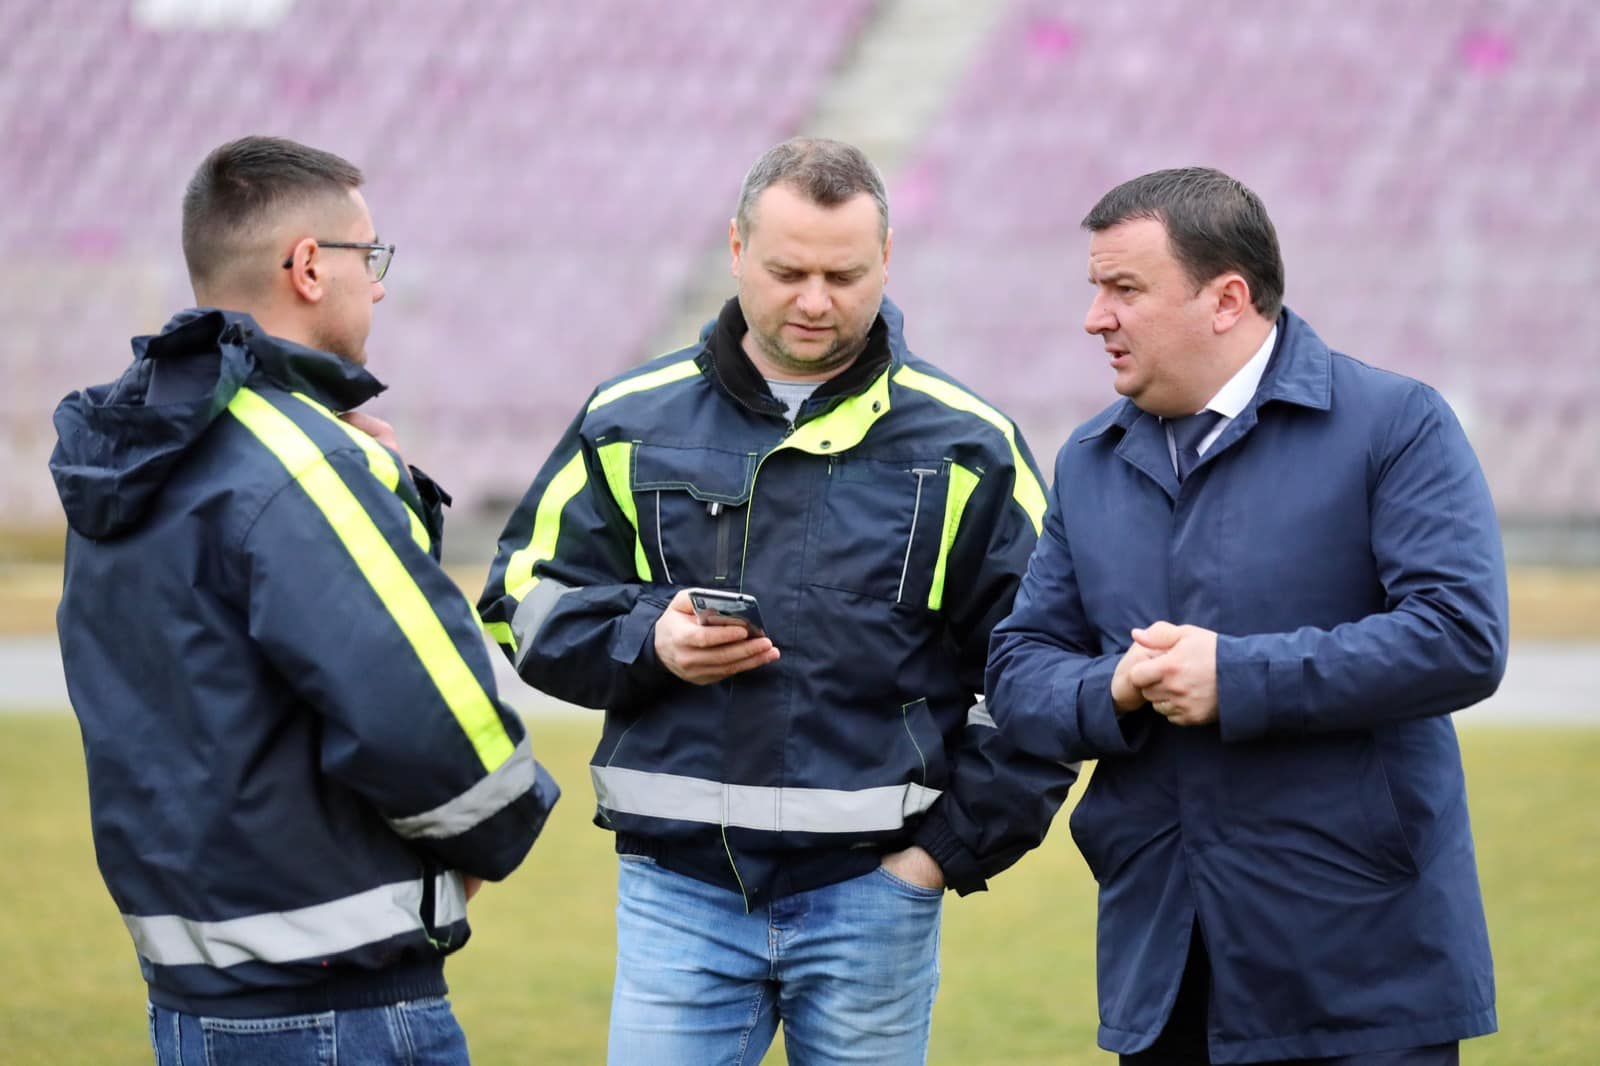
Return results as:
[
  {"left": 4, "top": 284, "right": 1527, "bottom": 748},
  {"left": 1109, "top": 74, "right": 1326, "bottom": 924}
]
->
[{"left": 51, "top": 135, "right": 559, "bottom": 1065}]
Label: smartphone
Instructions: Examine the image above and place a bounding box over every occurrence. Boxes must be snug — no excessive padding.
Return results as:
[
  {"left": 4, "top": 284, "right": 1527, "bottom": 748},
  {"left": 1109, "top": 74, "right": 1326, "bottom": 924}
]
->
[{"left": 686, "top": 588, "right": 768, "bottom": 639}]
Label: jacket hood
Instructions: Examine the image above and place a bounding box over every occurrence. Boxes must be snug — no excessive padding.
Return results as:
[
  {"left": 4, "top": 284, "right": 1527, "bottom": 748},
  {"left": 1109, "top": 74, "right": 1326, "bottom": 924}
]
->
[{"left": 50, "top": 308, "right": 385, "bottom": 539}]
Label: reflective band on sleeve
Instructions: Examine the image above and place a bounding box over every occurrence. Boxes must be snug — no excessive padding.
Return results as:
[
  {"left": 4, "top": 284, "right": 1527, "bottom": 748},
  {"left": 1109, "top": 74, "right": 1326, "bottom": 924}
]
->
[
  {"left": 388, "top": 735, "right": 536, "bottom": 839},
  {"left": 435, "top": 870, "right": 468, "bottom": 927},
  {"left": 928, "top": 462, "right": 981, "bottom": 611},
  {"left": 123, "top": 873, "right": 465, "bottom": 969},
  {"left": 591, "top": 766, "right": 942, "bottom": 834},
  {"left": 483, "top": 621, "right": 516, "bottom": 650},
  {"left": 892, "top": 366, "right": 1046, "bottom": 534},
  {"left": 503, "top": 451, "right": 589, "bottom": 602},
  {"left": 587, "top": 359, "right": 701, "bottom": 413},
  {"left": 291, "top": 393, "right": 430, "bottom": 553},
  {"left": 228, "top": 387, "right": 514, "bottom": 772},
  {"left": 511, "top": 578, "right": 573, "bottom": 671},
  {"left": 596, "top": 441, "right": 652, "bottom": 581}
]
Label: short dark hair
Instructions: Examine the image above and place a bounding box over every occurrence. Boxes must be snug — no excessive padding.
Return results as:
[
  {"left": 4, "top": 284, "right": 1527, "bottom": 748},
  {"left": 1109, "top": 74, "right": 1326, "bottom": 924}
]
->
[
  {"left": 181, "top": 136, "right": 364, "bottom": 290},
  {"left": 1082, "top": 167, "right": 1284, "bottom": 318},
  {"left": 735, "top": 137, "right": 888, "bottom": 243}
]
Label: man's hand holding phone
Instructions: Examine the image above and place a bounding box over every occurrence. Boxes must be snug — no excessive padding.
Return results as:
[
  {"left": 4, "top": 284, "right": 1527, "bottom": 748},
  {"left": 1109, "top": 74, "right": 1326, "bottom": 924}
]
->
[{"left": 655, "top": 588, "right": 780, "bottom": 685}]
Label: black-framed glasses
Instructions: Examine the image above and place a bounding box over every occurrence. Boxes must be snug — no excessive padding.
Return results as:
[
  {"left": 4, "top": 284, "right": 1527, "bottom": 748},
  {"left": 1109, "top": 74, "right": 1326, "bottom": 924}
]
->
[{"left": 281, "top": 241, "right": 395, "bottom": 283}]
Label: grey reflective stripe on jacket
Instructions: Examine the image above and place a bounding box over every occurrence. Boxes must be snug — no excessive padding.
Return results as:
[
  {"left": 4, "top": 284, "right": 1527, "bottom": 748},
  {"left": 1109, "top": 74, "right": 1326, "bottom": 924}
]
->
[
  {"left": 122, "top": 872, "right": 468, "bottom": 968},
  {"left": 592, "top": 765, "right": 941, "bottom": 834},
  {"left": 388, "top": 736, "right": 538, "bottom": 840},
  {"left": 512, "top": 578, "right": 574, "bottom": 672}
]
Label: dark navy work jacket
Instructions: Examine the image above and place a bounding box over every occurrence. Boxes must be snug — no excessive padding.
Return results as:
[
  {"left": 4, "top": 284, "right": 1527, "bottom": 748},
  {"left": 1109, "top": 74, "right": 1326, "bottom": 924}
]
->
[
  {"left": 988, "top": 309, "right": 1507, "bottom": 1062},
  {"left": 52, "top": 310, "right": 559, "bottom": 1017},
  {"left": 480, "top": 298, "right": 1075, "bottom": 904}
]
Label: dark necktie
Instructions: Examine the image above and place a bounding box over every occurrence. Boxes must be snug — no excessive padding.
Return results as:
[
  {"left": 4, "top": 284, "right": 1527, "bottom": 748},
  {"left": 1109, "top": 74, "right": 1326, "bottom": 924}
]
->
[{"left": 1170, "top": 410, "right": 1224, "bottom": 482}]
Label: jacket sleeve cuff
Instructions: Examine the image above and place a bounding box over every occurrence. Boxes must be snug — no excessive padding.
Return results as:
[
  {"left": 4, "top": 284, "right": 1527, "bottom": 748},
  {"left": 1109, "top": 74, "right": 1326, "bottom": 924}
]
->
[
  {"left": 610, "top": 592, "right": 673, "bottom": 671},
  {"left": 1073, "top": 659, "right": 1150, "bottom": 756},
  {"left": 1216, "top": 636, "right": 1302, "bottom": 742},
  {"left": 407, "top": 465, "right": 452, "bottom": 556},
  {"left": 407, "top": 465, "right": 453, "bottom": 510},
  {"left": 913, "top": 807, "right": 985, "bottom": 896}
]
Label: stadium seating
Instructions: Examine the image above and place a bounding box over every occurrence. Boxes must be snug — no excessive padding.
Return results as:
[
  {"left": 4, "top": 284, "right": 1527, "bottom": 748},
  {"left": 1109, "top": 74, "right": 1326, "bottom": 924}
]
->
[
  {"left": 5, "top": 0, "right": 1595, "bottom": 523},
  {"left": 1, "top": 0, "right": 875, "bottom": 516},
  {"left": 886, "top": 0, "right": 1600, "bottom": 518}
]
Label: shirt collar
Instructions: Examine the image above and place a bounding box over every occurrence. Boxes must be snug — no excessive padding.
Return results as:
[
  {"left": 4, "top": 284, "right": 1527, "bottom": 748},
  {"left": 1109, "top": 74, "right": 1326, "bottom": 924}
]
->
[{"left": 1200, "top": 324, "right": 1277, "bottom": 420}]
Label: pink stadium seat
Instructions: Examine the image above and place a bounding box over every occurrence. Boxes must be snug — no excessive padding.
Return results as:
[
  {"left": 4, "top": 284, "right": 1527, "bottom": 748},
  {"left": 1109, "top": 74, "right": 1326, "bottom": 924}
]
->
[
  {"left": 3, "top": 0, "right": 875, "bottom": 520},
  {"left": 886, "top": 0, "right": 1600, "bottom": 519}
]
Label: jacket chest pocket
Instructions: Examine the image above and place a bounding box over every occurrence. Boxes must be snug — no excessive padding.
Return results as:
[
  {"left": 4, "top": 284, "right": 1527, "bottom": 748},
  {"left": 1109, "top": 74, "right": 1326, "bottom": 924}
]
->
[
  {"left": 629, "top": 443, "right": 756, "bottom": 587},
  {"left": 811, "top": 456, "right": 951, "bottom": 607}
]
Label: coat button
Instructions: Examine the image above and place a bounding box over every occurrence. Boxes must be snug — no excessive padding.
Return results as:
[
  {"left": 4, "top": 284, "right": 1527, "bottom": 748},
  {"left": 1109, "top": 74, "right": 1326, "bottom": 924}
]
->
[
  {"left": 872, "top": 401, "right": 881, "bottom": 412},
  {"left": 820, "top": 440, "right": 832, "bottom": 450}
]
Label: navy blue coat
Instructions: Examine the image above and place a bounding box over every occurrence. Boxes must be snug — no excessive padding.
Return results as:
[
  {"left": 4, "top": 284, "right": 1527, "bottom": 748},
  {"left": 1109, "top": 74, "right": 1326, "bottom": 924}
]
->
[
  {"left": 52, "top": 310, "right": 559, "bottom": 1017},
  {"left": 987, "top": 310, "right": 1507, "bottom": 1062}
]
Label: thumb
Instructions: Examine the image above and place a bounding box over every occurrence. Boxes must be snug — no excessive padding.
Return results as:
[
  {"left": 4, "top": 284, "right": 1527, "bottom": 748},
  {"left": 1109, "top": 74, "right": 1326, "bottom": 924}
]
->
[
  {"left": 1132, "top": 621, "right": 1183, "bottom": 650},
  {"left": 666, "top": 589, "right": 697, "bottom": 615}
]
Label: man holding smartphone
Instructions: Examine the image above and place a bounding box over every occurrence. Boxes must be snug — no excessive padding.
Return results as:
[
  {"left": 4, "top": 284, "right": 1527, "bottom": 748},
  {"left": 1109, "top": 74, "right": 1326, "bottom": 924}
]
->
[{"left": 480, "top": 137, "right": 1073, "bottom": 1064}]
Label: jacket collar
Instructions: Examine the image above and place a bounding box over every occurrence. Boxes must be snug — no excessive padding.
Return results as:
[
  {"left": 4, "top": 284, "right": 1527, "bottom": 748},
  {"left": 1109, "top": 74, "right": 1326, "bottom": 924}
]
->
[
  {"left": 698, "top": 296, "right": 897, "bottom": 423},
  {"left": 1076, "top": 306, "right": 1331, "bottom": 444},
  {"left": 144, "top": 308, "right": 387, "bottom": 412}
]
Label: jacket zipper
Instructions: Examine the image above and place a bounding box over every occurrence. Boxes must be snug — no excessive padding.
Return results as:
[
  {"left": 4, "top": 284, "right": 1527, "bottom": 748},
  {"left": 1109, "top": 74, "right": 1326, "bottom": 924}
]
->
[{"left": 709, "top": 501, "right": 732, "bottom": 582}]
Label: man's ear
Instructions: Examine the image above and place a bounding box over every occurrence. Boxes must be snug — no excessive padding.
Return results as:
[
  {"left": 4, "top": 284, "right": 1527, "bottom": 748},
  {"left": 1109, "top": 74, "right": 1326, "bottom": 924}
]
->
[
  {"left": 284, "top": 237, "right": 326, "bottom": 304},
  {"left": 1211, "top": 273, "right": 1251, "bottom": 334},
  {"left": 728, "top": 218, "right": 744, "bottom": 280}
]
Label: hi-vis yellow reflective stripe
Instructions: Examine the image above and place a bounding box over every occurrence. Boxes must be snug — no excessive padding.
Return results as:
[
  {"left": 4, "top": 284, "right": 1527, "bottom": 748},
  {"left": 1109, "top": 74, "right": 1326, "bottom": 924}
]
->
[
  {"left": 736, "top": 367, "right": 895, "bottom": 582},
  {"left": 502, "top": 449, "right": 588, "bottom": 616},
  {"left": 891, "top": 366, "right": 1046, "bottom": 534},
  {"left": 596, "top": 442, "right": 653, "bottom": 581},
  {"left": 291, "top": 393, "right": 430, "bottom": 553},
  {"left": 773, "top": 366, "right": 892, "bottom": 458},
  {"left": 587, "top": 359, "right": 700, "bottom": 414},
  {"left": 228, "top": 388, "right": 515, "bottom": 772},
  {"left": 929, "top": 462, "right": 981, "bottom": 611}
]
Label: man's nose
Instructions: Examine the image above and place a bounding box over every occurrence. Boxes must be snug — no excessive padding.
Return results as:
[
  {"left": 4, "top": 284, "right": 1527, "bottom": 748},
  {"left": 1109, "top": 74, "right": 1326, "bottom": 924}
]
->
[
  {"left": 796, "top": 280, "right": 831, "bottom": 318},
  {"left": 1084, "top": 291, "right": 1114, "bottom": 334}
]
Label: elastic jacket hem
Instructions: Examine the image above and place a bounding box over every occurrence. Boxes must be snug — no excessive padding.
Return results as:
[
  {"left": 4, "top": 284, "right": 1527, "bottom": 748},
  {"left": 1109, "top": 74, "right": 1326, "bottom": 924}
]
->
[
  {"left": 616, "top": 832, "right": 882, "bottom": 901},
  {"left": 145, "top": 958, "right": 448, "bottom": 1020}
]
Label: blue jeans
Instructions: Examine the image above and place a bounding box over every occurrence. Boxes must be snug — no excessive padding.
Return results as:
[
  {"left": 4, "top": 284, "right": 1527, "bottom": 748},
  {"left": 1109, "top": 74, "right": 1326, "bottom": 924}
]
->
[
  {"left": 609, "top": 855, "right": 943, "bottom": 1066},
  {"left": 148, "top": 998, "right": 469, "bottom": 1065}
]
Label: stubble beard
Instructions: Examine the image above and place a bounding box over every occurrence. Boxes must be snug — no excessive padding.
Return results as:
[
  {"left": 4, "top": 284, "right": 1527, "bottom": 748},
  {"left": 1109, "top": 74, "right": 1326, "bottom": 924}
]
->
[{"left": 751, "top": 322, "right": 869, "bottom": 379}]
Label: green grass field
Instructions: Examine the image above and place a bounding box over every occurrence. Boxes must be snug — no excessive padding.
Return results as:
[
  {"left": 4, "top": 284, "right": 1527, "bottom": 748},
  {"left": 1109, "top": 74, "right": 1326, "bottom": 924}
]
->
[{"left": 2, "top": 713, "right": 1595, "bottom": 1065}]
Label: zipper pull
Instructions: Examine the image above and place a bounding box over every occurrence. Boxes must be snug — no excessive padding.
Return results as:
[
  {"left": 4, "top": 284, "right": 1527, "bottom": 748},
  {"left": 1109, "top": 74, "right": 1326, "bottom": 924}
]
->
[{"left": 707, "top": 501, "right": 724, "bottom": 517}]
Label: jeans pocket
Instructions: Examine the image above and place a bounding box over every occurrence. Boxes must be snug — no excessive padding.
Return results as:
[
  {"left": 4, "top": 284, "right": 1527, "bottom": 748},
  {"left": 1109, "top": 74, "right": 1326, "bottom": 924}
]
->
[
  {"left": 874, "top": 865, "right": 945, "bottom": 899},
  {"left": 200, "top": 1012, "right": 334, "bottom": 1066},
  {"left": 395, "top": 998, "right": 469, "bottom": 1064}
]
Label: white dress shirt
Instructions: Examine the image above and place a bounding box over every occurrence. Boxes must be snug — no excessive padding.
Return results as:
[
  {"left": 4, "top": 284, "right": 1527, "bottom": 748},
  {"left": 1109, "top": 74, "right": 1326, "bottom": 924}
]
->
[{"left": 1164, "top": 325, "right": 1278, "bottom": 473}]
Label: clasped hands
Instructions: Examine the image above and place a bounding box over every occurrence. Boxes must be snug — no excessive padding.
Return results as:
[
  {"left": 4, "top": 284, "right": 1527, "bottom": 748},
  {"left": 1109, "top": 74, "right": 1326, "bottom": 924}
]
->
[{"left": 1110, "top": 621, "right": 1219, "bottom": 726}]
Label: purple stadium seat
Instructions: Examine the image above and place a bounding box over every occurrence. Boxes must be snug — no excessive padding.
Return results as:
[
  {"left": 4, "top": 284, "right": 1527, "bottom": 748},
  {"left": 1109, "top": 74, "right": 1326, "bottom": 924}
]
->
[
  {"left": 887, "top": 0, "right": 1600, "bottom": 519},
  {"left": 3, "top": 0, "right": 875, "bottom": 520}
]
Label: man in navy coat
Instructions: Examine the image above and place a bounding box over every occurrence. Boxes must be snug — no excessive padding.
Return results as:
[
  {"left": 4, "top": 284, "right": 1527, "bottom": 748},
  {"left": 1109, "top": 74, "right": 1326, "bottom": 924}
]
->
[{"left": 987, "top": 167, "right": 1507, "bottom": 1065}]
